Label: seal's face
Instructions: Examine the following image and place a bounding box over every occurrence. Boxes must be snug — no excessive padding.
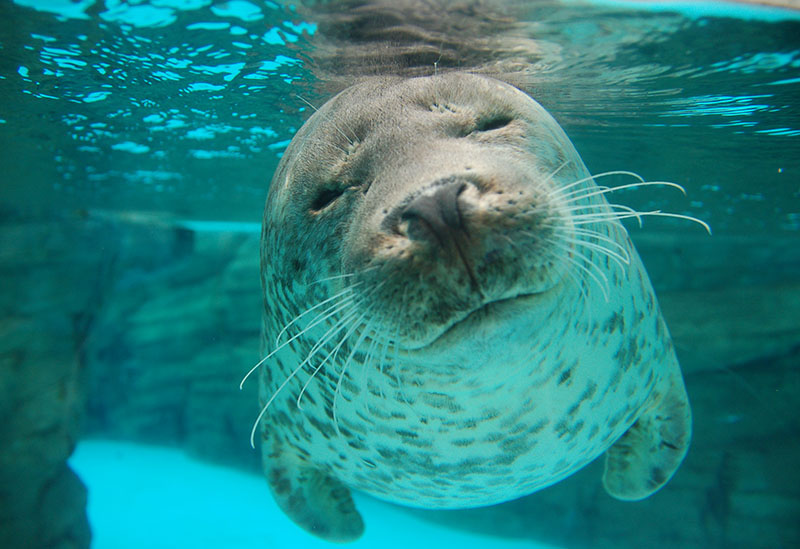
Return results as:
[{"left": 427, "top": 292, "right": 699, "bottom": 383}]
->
[{"left": 265, "top": 73, "right": 584, "bottom": 351}]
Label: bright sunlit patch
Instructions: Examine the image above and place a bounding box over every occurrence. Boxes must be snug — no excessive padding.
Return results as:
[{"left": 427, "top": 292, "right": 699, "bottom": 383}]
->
[
  {"left": 567, "top": 0, "right": 800, "bottom": 21},
  {"left": 70, "top": 440, "right": 560, "bottom": 549}
]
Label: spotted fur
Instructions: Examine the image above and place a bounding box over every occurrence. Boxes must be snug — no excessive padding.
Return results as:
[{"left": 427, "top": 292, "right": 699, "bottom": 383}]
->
[{"left": 257, "top": 73, "right": 691, "bottom": 541}]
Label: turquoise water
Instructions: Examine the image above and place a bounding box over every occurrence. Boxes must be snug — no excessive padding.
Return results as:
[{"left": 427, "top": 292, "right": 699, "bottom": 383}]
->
[
  {"left": 3, "top": 0, "right": 799, "bottom": 231},
  {"left": 2, "top": 1, "right": 800, "bottom": 548},
  {"left": 69, "top": 440, "right": 556, "bottom": 549}
]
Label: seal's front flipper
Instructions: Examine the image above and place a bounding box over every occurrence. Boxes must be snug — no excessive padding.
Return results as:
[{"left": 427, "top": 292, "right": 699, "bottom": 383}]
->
[
  {"left": 602, "top": 367, "right": 691, "bottom": 500},
  {"left": 263, "top": 436, "right": 364, "bottom": 542}
]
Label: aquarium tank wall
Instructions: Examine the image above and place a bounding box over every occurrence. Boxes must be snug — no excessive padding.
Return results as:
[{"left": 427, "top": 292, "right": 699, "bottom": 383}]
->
[{"left": 1, "top": 1, "right": 799, "bottom": 548}]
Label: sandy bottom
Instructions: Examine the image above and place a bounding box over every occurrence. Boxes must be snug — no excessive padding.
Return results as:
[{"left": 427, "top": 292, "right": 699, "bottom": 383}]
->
[{"left": 71, "top": 439, "right": 558, "bottom": 549}]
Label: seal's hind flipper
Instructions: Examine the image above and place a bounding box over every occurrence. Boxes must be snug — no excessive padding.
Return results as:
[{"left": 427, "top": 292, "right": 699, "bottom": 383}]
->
[
  {"left": 263, "top": 436, "right": 364, "bottom": 542},
  {"left": 602, "top": 366, "right": 691, "bottom": 500}
]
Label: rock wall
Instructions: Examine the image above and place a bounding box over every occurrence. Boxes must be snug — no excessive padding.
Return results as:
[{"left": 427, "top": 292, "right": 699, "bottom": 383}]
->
[
  {"left": 0, "top": 212, "right": 104, "bottom": 549},
  {"left": 83, "top": 218, "right": 262, "bottom": 471},
  {"left": 3, "top": 208, "right": 798, "bottom": 548}
]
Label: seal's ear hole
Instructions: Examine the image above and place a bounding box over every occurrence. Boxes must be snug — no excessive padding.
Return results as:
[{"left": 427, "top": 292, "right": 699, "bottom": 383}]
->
[
  {"left": 475, "top": 115, "right": 513, "bottom": 132},
  {"left": 310, "top": 187, "right": 345, "bottom": 212}
]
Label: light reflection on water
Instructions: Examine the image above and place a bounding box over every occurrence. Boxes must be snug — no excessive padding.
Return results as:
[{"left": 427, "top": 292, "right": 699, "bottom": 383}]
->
[{"left": 1, "top": 0, "right": 798, "bottom": 230}]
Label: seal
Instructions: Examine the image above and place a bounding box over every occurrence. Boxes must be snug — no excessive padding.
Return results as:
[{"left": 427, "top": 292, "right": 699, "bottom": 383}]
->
[{"left": 250, "top": 72, "right": 697, "bottom": 542}]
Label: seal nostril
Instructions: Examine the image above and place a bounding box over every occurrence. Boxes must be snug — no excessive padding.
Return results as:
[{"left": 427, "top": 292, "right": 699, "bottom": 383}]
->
[{"left": 399, "top": 179, "right": 467, "bottom": 244}]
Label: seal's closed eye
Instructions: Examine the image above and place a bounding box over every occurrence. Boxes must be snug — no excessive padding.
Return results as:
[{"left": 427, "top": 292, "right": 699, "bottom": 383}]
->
[
  {"left": 311, "top": 186, "right": 346, "bottom": 212},
  {"left": 475, "top": 114, "right": 513, "bottom": 132}
]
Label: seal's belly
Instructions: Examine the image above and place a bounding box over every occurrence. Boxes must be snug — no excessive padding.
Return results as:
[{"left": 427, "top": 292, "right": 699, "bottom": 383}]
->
[{"left": 272, "top": 279, "right": 664, "bottom": 508}]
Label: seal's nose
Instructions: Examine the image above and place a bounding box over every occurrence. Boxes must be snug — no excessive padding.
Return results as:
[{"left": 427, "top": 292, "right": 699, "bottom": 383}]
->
[
  {"left": 400, "top": 179, "right": 468, "bottom": 246},
  {"left": 395, "top": 177, "right": 482, "bottom": 294}
]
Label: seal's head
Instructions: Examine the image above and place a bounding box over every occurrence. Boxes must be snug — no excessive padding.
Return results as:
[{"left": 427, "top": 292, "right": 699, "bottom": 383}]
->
[{"left": 264, "top": 72, "right": 583, "bottom": 355}]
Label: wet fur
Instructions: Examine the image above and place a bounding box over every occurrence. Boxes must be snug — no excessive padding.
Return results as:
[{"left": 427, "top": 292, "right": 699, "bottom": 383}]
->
[{"left": 253, "top": 72, "right": 694, "bottom": 541}]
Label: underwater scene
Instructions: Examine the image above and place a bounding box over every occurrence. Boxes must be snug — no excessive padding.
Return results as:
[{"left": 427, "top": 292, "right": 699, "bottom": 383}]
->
[{"left": 1, "top": 0, "right": 799, "bottom": 548}]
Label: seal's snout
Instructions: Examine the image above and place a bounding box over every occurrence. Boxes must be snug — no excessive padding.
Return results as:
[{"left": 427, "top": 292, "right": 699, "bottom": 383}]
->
[
  {"left": 399, "top": 179, "right": 468, "bottom": 246},
  {"left": 396, "top": 178, "right": 482, "bottom": 293}
]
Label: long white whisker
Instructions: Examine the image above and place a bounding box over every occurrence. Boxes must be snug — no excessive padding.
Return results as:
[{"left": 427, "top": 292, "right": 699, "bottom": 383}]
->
[
  {"left": 333, "top": 315, "right": 379, "bottom": 434},
  {"left": 556, "top": 243, "right": 610, "bottom": 302},
  {"left": 302, "top": 136, "right": 350, "bottom": 156},
  {"left": 248, "top": 302, "right": 363, "bottom": 448},
  {"left": 563, "top": 261, "right": 590, "bottom": 303},
  {"left": 297, "top": 307, "right": 370, "bottom": 410},
  {"left": 544, "top": 159, "right": 571, "bottom": 183},
  {"left": 560, "top": 203, "right": 644, "bottom": 224},
  {"left": 297, "top": 95, "right": 357, "bottom": 146},
  {"left": 359, "top": 314, "right": 384, "bottom": 402},
  {"left": 240, "top": 292, "right": 358, "bottom": 389},
  {"left": 375, "top": 328, "right": 393, "bottom": 400},
  {"left": 275, "top": 284, "right": 361, "bottom": 345},
  {"left": 530, "top": 225, "right": 632, "bottom": 268},
  {"left": 549, "top": 170, "right": 644, "bottom": 200},
  {"left": 571, "top": 210, "right": 711, "bottom": 233},
  {"left": 295, "top": 281, "right": 386, "bottom": 410},
  {"left": 309, "top": 272, "right": 357, "bottom": 286},
  {"left": 570, "top": 227, "right": 631, "bottom": 255},
  {"left": 561, "top": 180, "right": 686, "bottom": 204},
  {"left": 309, "top": 266, "right": 378, "bottom": 287},
  {"left": 571, "top": 211, "right": 644, "bottom": 229},
  {"left": 562, "top": 236, "right": 629, "bottom": 271}
]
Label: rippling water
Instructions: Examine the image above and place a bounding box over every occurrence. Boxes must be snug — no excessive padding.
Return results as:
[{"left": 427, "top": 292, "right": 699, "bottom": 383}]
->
[{"left": 3, "top": 0, "right": 799, "bottom": 234}]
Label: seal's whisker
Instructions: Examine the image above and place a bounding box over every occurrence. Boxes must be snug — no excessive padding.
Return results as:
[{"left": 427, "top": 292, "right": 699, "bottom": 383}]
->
[
  {"left": 572, "top": 209, "right": 712, "bottom": 234},
  {"left": 297, "top": 95, "right": 358, "bottom": 146},
  {"left": 333, "top": 311, "right": 382, "bottom": 434},
  {"left": 564, "top": 262, "right": 590, "bottom": 303},
  {"left": 543, "top": 159, "right": 571, "bottom": 184},
  {"left": 298, "top": 306, "right": 370, "bottom": 411},
  {"left": 375, "top": 328, "right": 394, "bottom": 400},
  {"left": 566, "top": 227, "right": 632, "bottom": 264},
  {"left": 309, "top": 272, "right": 358, "bottom": 286},
  {"left": 295, "top": 307, "right": 362, "bottom": 410},
  {"left": 548, "top": 170, "right": 644, "bottom": 201},
  {"left": 241, "top": 290, "right": 359, "bottom": 389},
  {"left": 295, "top": 283, "right": 386, "bottom": 410},
  {"left": 562, "top": 236, "right": 629, "bottom": 272},
  {"left": 524, "top": 227, "right": 630, "bottom": 270},
  {"left": 571, "top": 211, "right": 644, "bottom": 228},
  {"left": 302, "top": 136, "right": 350, "bottom": 156},
  {"left": 359, "top": 316, "right": 385, "bottom": 403},
  {"left": 561, "top": 180, "right": 687, "bottom": 204},
  {"left": 249, "top": 301, "right": 365, "bottom": 447},
  {"left": 392, "top": 287, "right": 419, "bottom": 418},
  {"left": 275, "top": 284, "right": 361, "bottom": 345},
  {"left": 379, "top": 306, "right": 404, "bottom": 402},
  {"left": 555, "top": 242, "right": 611, "bottom": 302},
  {"left": 560, "top": 203, "right": 644, "bottom": 219},
  {"left": 310, "top": 266, "right": 379, "bottom": 287},
  {"left": 331, "top": 329, "right": 369, "bottom": 434},
  {"left": 249, "top": 315, "right": 351, "bottom": 448}
]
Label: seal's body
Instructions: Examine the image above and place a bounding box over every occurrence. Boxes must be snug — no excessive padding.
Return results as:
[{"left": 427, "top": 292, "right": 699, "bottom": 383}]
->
[{"left": 258, "top": 73, "right": 691, "bottom": 541}]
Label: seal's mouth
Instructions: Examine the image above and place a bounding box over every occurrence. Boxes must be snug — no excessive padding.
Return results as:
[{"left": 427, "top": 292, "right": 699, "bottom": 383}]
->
[{"left": 411, "top": 288, "right": 549, "bottom": 351}]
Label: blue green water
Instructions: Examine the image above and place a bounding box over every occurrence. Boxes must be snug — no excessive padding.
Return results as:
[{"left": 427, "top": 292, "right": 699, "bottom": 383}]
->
[
  {"left": 3, "top": 0, "right": 799, "bottom": 233},
  {"left": 2, "top": 1, "right": 799, "bottom": 548}
]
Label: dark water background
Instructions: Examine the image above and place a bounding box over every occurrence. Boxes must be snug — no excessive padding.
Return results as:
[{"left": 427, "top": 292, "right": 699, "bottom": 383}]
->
[{"left": 1, "top": 1, "right": 799, "bottom": 548}]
